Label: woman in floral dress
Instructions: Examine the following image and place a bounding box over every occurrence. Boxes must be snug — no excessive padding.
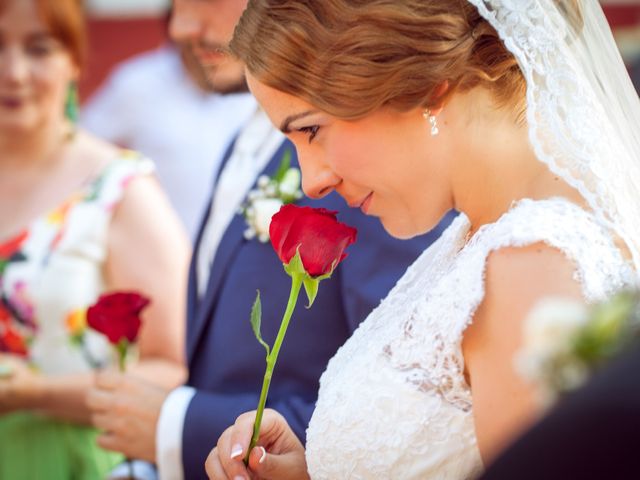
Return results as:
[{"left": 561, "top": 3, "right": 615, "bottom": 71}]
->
[{"left": 0, "top": 0, "right": 191, "bottom": 477}]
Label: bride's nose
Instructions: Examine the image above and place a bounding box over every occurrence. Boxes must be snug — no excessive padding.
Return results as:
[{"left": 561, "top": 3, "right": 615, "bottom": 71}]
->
[{"left": 300, "top": 154, "right": 341, "bottom": 199}]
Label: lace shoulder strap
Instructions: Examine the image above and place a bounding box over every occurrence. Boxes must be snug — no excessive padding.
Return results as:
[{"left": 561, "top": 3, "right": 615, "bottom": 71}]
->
[
  {"left": 448, "top": 197, "right": 635, "bottom": 342},
  {"left": 381, "top": 198, "right": 635, "bottom": 412}
]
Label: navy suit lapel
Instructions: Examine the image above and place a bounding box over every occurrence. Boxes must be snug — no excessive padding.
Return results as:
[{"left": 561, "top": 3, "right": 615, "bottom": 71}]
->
[
  {"left": 186, "top": 199, "right": 209, "bottom": 334},
  {"left": 186, "top": 138, "right": 238, "bottom": 353},
  {"left": 187, "top": 140, "right": 295, "bottom": 364}
]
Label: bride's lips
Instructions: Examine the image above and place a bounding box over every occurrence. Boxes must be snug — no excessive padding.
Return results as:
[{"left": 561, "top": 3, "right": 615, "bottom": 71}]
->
[
  {"left": 358, "top": 193, "right": 373, "bottom": 214},
  {"left": 346, "top": 192, "right": 373, "bottom": 213}
]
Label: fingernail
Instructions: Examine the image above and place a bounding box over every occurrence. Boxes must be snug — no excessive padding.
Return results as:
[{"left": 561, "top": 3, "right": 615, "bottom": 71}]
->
[
  {"left": 258, "top": 446, "right": 267, "bottom": 464},
  {"left": 230, "top": 444, "right": 243, "bottom": 459},
  {"left": 234, "top": 477, "right": 246, "bottom": 480}
]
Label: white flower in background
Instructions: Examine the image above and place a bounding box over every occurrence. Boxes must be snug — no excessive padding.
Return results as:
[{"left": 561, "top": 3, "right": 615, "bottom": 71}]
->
[
  {"left": 517, "top": 291, "right": 640, "bottom": 408},
  {"left": 253, "top": 198, "right": 284, "bottom": 241},
  {"left": 516, "top": 297, "right": 589, "bottom": 406},
  {"left": 241, "top": 151, "right": 303, "bottom": 243},
  {"left": 257, "top": 175, "right": 270, "bottom": 189},
  {"left": 522, "top": 298, "right": 589, "bottom": 358},
  {"left": 280, "top": 168, "right": 302, "bottom": 198}
]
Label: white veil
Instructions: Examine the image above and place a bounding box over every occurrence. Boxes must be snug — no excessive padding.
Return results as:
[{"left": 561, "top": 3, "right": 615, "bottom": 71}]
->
[{"left": 468, "top": 0, "right": 640, "bottom": 273}]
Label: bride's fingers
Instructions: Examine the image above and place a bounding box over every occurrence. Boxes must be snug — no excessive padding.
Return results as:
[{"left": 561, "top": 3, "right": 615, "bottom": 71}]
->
[
  {"left": 205, "top": 446, "right": 231, "bottom": 479},
  {"left": 247, "top": 445, "right": 309, "bottom": 480},
  {"left": 215, "top": 423, "right": 252, "bottom": 479},
  {"left": 215, "top": 409, "right": 302, "bottom": 479}
]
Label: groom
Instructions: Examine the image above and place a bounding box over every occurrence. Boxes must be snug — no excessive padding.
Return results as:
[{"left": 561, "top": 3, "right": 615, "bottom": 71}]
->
[
  {"left": 86, "top": 1, "right": 454, "bottom": 479},
  {"left": 480, "top": 341, "right": 640, "bottom": 479}
]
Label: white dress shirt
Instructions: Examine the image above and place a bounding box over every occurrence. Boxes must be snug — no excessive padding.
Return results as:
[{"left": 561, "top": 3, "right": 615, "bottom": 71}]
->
[
  {"left": 156, "top": 109, "right": 285, "bottom": 480},
  {"left": 81, "top": 45, "right": 257, "bottom": 239}
]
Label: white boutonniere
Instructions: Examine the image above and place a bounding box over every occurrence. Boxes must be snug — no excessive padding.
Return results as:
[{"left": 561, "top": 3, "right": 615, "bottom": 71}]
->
[
  {"left": 517, "top": 291, "right": 640, "bottom": 407},
  {"left": 241, "top": 150, "right": 303, "bottom": 242}
]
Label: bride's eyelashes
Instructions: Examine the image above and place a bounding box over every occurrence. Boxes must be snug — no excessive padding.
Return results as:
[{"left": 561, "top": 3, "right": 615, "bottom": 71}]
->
[{"left": 297, "top": 125, "right": 320, "bottom": 143}]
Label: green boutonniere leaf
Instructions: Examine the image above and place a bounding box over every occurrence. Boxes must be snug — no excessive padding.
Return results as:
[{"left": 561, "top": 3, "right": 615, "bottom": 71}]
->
[{"left": 272, "top": 150, "right": 292, "bottom": 184}]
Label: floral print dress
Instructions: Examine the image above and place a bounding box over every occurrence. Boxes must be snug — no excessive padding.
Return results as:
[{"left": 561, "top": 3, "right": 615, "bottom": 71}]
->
[{"left": 0, "top": 151, "right": 154, "bottom": 479}]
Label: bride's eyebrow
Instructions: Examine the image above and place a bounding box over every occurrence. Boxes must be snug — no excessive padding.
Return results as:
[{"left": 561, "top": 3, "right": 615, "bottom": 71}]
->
[{"left": 280, "top": 110, "right": 319, "bottom": 133}]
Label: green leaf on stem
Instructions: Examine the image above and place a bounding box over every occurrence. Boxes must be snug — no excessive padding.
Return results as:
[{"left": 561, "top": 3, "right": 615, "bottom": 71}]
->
[
  {"left": 284, "top": 249, "right": 336, "bottom": 307},
  {"left": 283, "top": 248, "right": 306, "bottom": 278},
  {"left": 303, "top": 277, "right": 319, "bottom": 308},
  {"left": 313, "top": 260, "right": 337, "bottom": 283},
  {"left": 250, "top": 291, "right": 270, "bottom": 357}
]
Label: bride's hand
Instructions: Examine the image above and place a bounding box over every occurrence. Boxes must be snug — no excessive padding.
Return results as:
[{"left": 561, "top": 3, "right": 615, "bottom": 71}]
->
[{"left": 205, "top": 408, "right": 309, "bottom": 480}]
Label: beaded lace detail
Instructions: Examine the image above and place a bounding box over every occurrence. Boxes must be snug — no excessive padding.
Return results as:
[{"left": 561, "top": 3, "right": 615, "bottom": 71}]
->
[
  {"left": 468, "top": 0, "right": 640, "bottom": 271},
  {"left": 306, "top": 198, "right": 636, "bottom": 479}
]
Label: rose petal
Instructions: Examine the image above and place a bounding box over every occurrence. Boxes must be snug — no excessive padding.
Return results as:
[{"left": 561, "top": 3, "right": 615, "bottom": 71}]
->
[{"left": 269, "top": 205, "right": 357, "bottom": 276}]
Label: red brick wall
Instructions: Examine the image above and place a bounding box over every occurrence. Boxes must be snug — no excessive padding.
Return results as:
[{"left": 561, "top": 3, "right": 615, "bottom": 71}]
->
[
  {"left": 605, "top": 4, "right": 640, "bottom": 28},
  {"left": 79, "top": 16, "right": 167, "bottom": 102}
]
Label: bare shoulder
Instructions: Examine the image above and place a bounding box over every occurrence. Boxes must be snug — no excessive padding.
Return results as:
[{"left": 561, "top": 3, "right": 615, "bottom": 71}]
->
[
  {"left": 74, "top": 129, "right": 163, "bottom": 207},
  {"left": 474, "top": 242, "right": 582, "bottom": 334},
  {"left": 464, "top": 241, "right": 583, "bottom": 369},
  {"left": 104, "top": 150, "right": 188, "bottom": 257},
  {"left": 72, "top": 129, "right": 122, "bottom": 168},
  {"left": 462, "top": 242, "right": 584, "bottom": 461},
  {"left": 485, "top": 242, "right": 583, "bottom": 306},
  {"left": 105, "top": 158, "right": 189, "bottom": 286},
  {"left": 72, "top": 126, "right": 189, "bottom": 250}
]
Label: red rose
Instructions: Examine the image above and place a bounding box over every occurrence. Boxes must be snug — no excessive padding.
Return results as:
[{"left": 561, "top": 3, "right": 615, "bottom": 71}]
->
[
  {"left": 87, "top": 292, "right": 149, "bottom": 345},
  {"left": 0, "top": 305, "right": 10, "bottom": 325},
  {"left": 0, "top": 230, "right": 28, "bottom": 259},
  {"left": 0, "top": 326, "right": 28, "bottom": 357},
  {"left": 269, "top": 205, "right": 357, "bottom": 277}
]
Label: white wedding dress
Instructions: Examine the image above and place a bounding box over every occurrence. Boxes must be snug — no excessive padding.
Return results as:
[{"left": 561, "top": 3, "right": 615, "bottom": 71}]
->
[{"left": 305, "top": 198, "right": 636, "bottom": 479}]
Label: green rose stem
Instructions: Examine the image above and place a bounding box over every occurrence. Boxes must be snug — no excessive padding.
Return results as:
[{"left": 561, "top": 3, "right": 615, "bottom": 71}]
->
[
  {"left": 86, "top": 291, "right": 149, "bottom": 480},
  {"left": 243, "top": 204, "right": 357, "bottom": 467},
  {"left": 244, "top": 248, "right": 332, "bottom": 465},
  {"left": 116, "top": 339, "right": 129, "bottom": 373},
  {"left": 116, "top": 339, "right": 135, "bottom": 480},
  {"left": 245, "top": 272, "right": 303, "bottom": 464}
]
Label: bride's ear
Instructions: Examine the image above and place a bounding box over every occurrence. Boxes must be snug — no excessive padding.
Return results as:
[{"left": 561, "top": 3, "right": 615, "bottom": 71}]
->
[{"left": 428, "top": 81, "right": 450, "bottom": 116}]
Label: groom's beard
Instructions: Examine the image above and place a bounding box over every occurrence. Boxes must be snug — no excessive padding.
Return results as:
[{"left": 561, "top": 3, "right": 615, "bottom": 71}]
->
[
  {"left": 209, "top": 75, "right": 249, "bottom": 94},
  {"left": 182, "top": 41, "right": 249, "bottom": 95}
]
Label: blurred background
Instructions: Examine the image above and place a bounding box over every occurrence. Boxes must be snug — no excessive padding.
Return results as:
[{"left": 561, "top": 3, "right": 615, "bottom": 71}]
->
[
  {"left": 80, "top": 0, "right": 169, "bottom": 102},
  {"left": 80, "top": 0, "right": 640, "bottom": 103}
]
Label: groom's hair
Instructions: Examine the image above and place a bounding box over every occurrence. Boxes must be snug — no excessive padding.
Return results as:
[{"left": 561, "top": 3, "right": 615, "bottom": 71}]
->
[{"left": 229, "top": 0, "right": 555, "bottom": 123}]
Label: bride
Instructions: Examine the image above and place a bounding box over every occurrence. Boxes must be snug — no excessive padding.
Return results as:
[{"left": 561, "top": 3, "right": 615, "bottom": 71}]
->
[{"left": 206, "top": 0, "right": 640, "bottom": 478}]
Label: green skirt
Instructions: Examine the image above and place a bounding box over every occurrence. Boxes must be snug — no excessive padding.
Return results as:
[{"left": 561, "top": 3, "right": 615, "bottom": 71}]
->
[{"left": 0, "top": 412, "right": 123, "bottom": 480}]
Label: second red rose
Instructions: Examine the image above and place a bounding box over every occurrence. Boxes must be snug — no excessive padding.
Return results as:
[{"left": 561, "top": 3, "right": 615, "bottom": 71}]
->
[{"left": 86, "top": 291, "right": 149, "bottom": 345}]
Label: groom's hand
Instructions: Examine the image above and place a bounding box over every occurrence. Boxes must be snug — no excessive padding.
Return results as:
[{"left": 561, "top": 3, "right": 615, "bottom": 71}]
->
[{"left": 87, "top": 371, "right": 170, "bottom": 462}]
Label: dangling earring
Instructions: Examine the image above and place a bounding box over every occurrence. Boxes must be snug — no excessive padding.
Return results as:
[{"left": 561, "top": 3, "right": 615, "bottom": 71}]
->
[
  {"left": 423, "top": 109, "right": 439, "bottom": 136},
  {"left": 64, "top": 81, "right": 79, "bottom": 124}
]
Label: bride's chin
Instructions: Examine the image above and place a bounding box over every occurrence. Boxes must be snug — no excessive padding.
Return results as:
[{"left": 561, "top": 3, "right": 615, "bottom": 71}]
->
[
  {"left": 379, "top": 217, "right": 423, "bottom": 240},
  {"left": 381, "top": 213, "right": 447, "bottom": 240}
]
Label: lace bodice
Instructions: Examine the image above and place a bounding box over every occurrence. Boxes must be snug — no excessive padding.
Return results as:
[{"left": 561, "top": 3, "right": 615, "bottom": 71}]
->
[{"left": 306, "top": 198, "right": 636, "bottom": 479}]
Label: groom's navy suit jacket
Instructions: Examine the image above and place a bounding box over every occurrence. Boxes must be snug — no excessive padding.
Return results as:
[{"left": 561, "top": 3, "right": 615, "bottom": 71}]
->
[
  {"left": 181, "top": 138, "right": 455, "bottom": 478},
  {"left": 480, "top": 341, "right": 640, "bottom": 480}
]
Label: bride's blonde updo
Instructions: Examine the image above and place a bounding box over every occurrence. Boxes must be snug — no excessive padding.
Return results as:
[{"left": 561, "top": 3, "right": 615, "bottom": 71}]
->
[{"left": 230, "top": 0, "right": 528, "bottom": 120}]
